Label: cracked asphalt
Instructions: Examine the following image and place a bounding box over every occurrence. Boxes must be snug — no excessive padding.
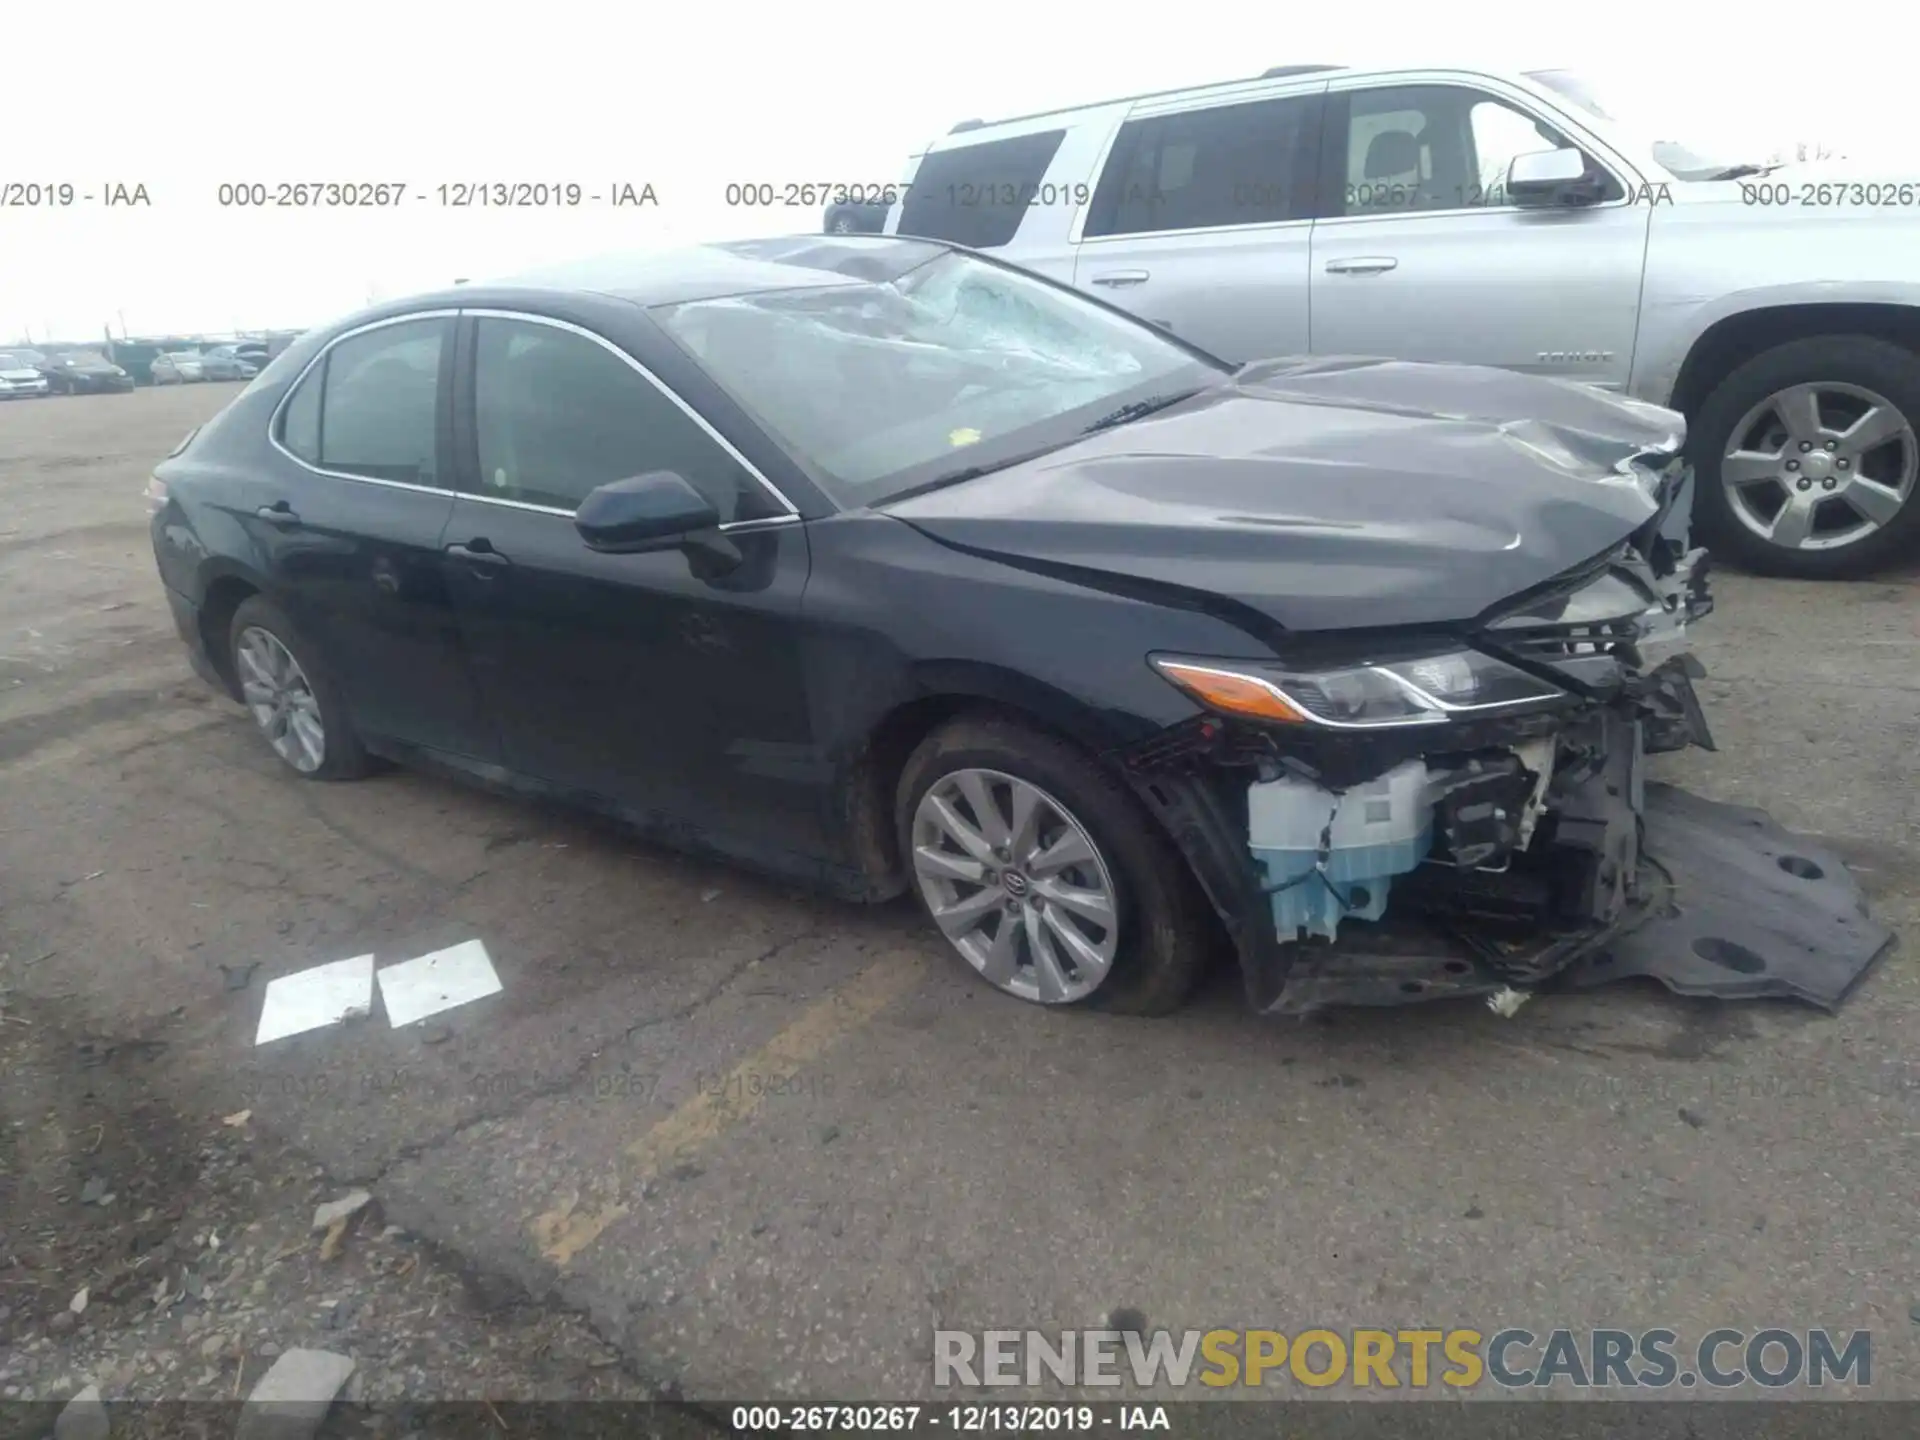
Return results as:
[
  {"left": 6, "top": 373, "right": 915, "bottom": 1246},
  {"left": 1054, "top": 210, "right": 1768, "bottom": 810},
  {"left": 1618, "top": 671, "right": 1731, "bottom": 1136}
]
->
[{"left": 3, "top": 384, "right": 1918, "bottom": 1405}]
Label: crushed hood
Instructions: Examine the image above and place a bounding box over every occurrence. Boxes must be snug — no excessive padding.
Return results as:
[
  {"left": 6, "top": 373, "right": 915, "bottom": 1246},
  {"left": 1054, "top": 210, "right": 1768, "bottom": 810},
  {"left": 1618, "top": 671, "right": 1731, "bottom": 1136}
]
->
[{"left": 884, "top": 357, "right": 1686, "bottom": 633}]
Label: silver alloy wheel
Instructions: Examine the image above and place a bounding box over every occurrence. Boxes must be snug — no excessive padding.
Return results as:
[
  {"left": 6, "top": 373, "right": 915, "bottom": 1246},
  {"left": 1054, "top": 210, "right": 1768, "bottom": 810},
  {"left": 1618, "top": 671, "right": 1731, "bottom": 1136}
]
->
[
  {"left": 1721, "top": 382, "right": 1917, "bottom": 551},
  {"left": 909, "top": 768, "right": 1120, "bottom": 1004},
  {"left": 235, "top": 625, "right": 325, "bottom": 773}
]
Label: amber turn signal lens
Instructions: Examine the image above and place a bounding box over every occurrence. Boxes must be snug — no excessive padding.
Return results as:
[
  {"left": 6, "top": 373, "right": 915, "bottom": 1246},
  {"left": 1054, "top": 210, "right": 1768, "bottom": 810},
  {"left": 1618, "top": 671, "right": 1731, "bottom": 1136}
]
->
[{"left": 1153, "top": 661, "right": 1310, "bottom": 724}]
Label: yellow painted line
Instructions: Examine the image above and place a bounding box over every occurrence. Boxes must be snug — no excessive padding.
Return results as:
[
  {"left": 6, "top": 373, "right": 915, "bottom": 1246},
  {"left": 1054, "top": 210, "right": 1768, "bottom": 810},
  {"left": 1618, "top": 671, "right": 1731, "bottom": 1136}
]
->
[{"left": 530, "top": 955, "right": 920, "bottom": 1267}]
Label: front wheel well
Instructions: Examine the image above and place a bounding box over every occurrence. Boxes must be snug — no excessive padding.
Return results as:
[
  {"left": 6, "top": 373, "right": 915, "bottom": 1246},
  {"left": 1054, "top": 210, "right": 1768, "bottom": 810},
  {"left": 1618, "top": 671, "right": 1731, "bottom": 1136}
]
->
[
  {"left": 1669, "top": 303, "right": 1920, "bottom": 417},
  {"left": 197, "top": 575, "right": 260, "bottom": 697},
  {"left": 841, "top": 695, "right": 1157, "bottom": 899}
]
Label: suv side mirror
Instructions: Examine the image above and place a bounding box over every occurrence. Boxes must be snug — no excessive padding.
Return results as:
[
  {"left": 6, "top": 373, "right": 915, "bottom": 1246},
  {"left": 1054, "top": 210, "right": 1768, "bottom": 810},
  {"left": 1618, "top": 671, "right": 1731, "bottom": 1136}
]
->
[
  {"left": 575, "top": 471, "right": 721, "bottom": 553},
  {"left": 1506, "top": 146, "right": 1598, "bottom": 207}
]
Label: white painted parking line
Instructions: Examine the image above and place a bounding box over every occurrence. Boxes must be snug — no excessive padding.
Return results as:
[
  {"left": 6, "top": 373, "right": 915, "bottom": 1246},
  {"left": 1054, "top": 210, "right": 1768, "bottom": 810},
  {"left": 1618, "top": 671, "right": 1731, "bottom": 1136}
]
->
[
  {"left": 376, "top": 939, "right": 502, "bottom": 1028},
  {"left": 254, "top": 954, "right": 376, "bottom": 1045}
]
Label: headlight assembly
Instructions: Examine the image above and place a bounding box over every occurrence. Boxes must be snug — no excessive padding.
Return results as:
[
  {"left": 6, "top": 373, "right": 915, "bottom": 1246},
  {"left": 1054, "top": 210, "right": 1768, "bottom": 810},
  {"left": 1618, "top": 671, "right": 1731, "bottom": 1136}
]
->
[
  {"left": 1487, "top": 569, "right": 1655, "bottom": 630},
  {"left": 1151, "top": 649, "right": 1569, "bottom": 729}
]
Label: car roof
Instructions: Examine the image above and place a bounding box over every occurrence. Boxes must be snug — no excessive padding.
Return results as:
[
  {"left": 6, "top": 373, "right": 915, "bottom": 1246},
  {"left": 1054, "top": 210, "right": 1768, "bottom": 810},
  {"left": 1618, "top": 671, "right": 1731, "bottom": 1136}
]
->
[{"left": 412, "top": 236, "right": 960, "bottom": 311}]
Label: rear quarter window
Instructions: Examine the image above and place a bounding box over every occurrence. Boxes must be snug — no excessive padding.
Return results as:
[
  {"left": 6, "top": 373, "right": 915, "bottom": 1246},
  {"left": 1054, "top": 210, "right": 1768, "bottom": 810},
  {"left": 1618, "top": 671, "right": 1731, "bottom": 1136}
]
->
[{"left": 896, "top": 130, "right": 1067, "bottom": 249}]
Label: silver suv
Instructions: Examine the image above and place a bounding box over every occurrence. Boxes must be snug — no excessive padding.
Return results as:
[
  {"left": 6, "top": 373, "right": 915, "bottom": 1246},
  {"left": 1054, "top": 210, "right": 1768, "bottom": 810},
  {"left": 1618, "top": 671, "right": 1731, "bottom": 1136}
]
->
[{"left": 886, "top": 64, "right": 1920, "bottom": 578}]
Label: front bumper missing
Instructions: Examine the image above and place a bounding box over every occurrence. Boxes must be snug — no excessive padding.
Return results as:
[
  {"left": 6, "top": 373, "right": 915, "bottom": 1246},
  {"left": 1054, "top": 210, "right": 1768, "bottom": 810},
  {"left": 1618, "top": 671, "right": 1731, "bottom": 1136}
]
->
[
  {"left": 1561, "top": 785, "right": 1892, "bottom": 1010},
  {"left": 1125, "top": 665, "right": 1895, "bottom": 1018}
]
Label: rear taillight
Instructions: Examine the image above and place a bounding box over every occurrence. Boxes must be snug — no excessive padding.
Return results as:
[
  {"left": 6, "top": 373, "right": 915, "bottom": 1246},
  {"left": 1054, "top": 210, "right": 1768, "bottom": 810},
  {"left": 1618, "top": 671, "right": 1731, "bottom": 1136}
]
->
[{"left": 143, "top": 475, "right": 169, "bottom": 515}]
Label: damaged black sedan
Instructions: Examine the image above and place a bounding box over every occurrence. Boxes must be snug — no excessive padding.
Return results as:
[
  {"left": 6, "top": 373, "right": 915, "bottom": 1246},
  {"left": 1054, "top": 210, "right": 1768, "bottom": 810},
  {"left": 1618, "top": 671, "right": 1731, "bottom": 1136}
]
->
[{"left": 149, "top": 235, "right": 1893, "bottom": 1018}]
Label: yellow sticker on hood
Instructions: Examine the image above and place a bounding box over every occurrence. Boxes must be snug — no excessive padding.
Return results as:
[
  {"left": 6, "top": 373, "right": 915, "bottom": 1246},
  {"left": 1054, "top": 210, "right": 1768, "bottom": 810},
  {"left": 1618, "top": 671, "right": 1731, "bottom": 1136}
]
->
[{"left": 948, "top": 427, "right": 982, "bottom": 447}]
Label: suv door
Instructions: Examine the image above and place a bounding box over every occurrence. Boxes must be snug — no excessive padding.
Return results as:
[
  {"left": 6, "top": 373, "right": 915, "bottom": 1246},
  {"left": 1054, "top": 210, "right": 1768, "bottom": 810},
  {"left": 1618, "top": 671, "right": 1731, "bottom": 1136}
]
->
[
  {"left": 1309, "top": 79, "right": 1651, "bottom": 389},
  {"left": 264, "top": 313, "right": 500, "bottom": 761},
  {"left": 1070, "top": 87, "right": 1326, "bottom": 362},
  {"left": 439, "top": 312, "right": 825, "bottom": 861}
]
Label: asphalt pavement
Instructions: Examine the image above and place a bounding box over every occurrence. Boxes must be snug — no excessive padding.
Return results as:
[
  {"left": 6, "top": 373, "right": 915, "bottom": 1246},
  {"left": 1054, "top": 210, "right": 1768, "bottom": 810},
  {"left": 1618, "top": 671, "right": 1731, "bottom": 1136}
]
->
[{"left": 2, "top": 384, "right": 1916, "bottom": 1405}]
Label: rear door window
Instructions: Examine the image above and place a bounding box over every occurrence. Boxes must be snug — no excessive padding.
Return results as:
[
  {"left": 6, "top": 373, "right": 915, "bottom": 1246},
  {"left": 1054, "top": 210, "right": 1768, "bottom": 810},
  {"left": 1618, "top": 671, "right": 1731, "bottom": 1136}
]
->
[
  {"left": 1085, "top": 94, "right": 1322, "bottom": 237},
  {"left": 896, "top": 130, "right": 1067, "bottom": 249}
]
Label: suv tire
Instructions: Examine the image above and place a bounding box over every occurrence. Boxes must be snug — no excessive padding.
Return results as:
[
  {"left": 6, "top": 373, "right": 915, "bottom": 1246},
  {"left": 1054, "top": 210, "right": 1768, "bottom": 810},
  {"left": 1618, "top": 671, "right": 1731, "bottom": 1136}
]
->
[{"left": 1692, "top": 334, "right": 1920, "bottom": 578}]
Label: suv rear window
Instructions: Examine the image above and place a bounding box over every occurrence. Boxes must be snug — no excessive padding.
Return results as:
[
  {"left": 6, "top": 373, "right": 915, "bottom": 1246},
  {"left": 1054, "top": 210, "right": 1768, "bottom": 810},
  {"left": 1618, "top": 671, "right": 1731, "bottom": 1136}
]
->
[
  {"left": 896, "top": 130, "right": 1067, "bottom": 249},
  {"left": 1086, "top": 94, "right": 1322, "bottom": 237}
]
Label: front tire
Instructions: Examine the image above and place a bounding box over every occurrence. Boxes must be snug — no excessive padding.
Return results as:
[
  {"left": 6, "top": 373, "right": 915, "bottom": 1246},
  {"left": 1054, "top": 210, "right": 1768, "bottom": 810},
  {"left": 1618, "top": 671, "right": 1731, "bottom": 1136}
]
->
[
  {"left": 227, "top": 596, "right": 371, "bottom": 780},
  {"left": 895, "top": 713, "right": 1212, "bottom": 1016},
  {"left": 1692, "top": 335, "right": 1920, "bottom": 578}
]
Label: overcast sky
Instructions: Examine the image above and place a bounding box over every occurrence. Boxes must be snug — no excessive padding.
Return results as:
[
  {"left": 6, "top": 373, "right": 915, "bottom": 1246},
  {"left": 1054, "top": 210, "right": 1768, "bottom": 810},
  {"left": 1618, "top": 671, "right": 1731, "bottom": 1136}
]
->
[{"left": 3, "top": 0, "right": 1910, "bottom": 342}]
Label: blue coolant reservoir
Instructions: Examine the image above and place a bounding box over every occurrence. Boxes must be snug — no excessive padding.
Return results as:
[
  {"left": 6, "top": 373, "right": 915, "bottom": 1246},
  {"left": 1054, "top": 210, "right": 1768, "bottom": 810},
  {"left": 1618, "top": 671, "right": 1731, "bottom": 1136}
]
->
[{"left": 1247, "top": 761, "right": 1434, "bottom": 942}]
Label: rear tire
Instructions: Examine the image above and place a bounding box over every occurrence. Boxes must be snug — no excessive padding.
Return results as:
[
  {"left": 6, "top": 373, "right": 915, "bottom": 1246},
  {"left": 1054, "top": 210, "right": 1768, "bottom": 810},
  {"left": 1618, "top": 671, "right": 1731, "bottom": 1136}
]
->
[
  {"left": 1691, "top": 334, "right": 1920, "bottom": 578},
  {"left": 226, "top": 596, "right": 372, "bottom": 781},
  {"left": 895, "top": 713, "right": 1212, "bottom": 1016}
]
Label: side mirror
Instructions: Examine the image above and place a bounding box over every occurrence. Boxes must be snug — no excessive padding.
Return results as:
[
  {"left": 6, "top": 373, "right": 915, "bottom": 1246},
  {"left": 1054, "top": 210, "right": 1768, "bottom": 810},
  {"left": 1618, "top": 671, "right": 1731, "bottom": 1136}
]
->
[
  {"left": 1506, "top": 146, "right": 1596, "bottom": 207},
  {"left": 574, "top": 471, "right": 721, "bottom": 553}
]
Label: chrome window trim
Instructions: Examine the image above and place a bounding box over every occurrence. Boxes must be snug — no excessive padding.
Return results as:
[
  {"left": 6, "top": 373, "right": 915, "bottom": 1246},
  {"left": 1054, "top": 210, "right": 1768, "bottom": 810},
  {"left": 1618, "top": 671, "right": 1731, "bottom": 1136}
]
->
[
  {"left": 461, "top": 307, "right": 800, "bottom": 519},
  {"left": 264, "top": 307, "right": 803, "bottom": 525},
  {"left": 445, "top": 489, "right": 802, "bottom": 536},
  {"left": 265, "top": 309, "right": 462, "bottom": 494}
]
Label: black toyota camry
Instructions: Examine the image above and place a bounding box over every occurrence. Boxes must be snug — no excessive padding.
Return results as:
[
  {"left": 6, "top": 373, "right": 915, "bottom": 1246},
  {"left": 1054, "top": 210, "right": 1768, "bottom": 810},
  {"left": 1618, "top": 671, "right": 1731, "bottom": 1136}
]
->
[{"left": 147, "top": 236, "right": 1890, "bottom": 1018}]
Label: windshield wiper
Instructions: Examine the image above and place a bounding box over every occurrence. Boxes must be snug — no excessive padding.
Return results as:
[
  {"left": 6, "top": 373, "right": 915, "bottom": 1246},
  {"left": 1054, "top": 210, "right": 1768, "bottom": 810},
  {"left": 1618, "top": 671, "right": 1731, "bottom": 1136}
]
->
[
  {"left": 1080, "top": 389, "right": 1201, "bottom": 435},
  {"left": 885, "top": 439, "right": 1085, "bottom": 504},
  {"left": 1707, "top": 163, "right": 1782, "bottom": 181}
]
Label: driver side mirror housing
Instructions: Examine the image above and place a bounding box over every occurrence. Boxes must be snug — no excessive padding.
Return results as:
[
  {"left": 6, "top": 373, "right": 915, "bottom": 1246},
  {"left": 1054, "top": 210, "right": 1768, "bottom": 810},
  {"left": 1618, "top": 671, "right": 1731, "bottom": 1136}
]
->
[
  {"left": 574, "top": 471, "right": 722, "bottom": 554},
  {"left": 1506, "top": 146, "right": 1600, "bottom": 207}
]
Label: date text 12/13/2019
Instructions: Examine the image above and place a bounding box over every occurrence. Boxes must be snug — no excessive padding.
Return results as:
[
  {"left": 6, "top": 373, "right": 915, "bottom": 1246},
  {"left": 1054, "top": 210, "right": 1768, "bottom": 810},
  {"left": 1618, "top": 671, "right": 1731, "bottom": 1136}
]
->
[
  {"left": 213, "top": 181, "right": 658, "bottom": 208},
  {"left": 728, "top": 1405, "right": 1173, "bottom": 1432}
]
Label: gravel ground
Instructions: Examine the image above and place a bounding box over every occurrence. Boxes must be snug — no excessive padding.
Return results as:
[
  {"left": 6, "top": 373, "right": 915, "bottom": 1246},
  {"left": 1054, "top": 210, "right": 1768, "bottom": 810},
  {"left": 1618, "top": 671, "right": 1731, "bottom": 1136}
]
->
[{"left": 0, "top": 970, "right": 714, "bottom": 1429}]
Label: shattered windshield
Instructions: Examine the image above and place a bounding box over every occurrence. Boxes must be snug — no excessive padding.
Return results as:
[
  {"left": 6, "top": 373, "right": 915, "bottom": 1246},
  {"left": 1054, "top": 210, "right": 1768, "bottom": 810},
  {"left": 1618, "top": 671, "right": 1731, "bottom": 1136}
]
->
[
  {"left": 654, "top": 251, "right": 1223, "bottom": 504},
  {"left": 1525, "top": 68, "right": 1765, "bottom": 181}
]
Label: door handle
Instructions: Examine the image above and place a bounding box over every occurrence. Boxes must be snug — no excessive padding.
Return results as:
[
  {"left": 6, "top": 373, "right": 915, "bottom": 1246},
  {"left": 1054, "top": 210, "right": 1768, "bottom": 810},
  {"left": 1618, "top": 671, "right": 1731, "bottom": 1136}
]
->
[
  {"left": 255, "top": 502, "right": 301, "bottom": 527},
  {"left": 1089, "top": 270, "right": 1150, "bottom": 287},
  {"left": 1324, "top": 256, "right": 1399, "bottom": 275},
  {"left": 446, "top": 539, "right": 509, "bottom": 575}
]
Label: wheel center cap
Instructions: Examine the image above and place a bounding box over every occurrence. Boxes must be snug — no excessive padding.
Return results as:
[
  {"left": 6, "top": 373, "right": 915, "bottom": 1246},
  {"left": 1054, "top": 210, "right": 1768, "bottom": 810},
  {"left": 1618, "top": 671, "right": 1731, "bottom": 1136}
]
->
[
  {"left": 1803, "top": 451, "right": 1834, "bottom": 479},
  {"left": 1000, "top": 870, "right": 1030, "bottom": 899}
]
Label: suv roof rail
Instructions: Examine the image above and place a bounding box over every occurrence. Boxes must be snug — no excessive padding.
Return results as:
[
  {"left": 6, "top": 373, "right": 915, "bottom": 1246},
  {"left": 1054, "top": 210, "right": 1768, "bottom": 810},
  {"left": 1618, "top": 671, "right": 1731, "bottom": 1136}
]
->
[{"left": 944, "top": 64, "right": 1346, "bottom": 139}]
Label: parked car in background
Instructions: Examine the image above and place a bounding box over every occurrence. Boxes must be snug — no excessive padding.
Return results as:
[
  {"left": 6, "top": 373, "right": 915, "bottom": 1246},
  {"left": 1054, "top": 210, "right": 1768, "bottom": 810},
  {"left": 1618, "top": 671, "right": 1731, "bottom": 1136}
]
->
[
  {"left": 890, "top": 62, "right": 1920, "bottom": 578},
  {"left": 40, "top": 350, "right": 135, "bottom": 394},
  {"left": 151, "top": 352, "right": 207, "bottom": 385},
  {"left": 200, "top": 345, "right": 261, "bottom": 381},
  {"left": 0, "top": 352, "right": 51, "bottom": 398},
  {"left": 232, "top": 342, "right": 272, "bottom": 370},
  {"left": 824, "top": 198, "right": 890, "bottom": 235}
]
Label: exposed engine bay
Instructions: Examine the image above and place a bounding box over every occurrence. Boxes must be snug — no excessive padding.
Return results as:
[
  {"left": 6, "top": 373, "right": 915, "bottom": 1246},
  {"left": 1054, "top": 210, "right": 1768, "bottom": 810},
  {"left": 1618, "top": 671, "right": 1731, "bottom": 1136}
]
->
[{"left": 1120, "top": 462, "right": 1894, "bottom": 1015}]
